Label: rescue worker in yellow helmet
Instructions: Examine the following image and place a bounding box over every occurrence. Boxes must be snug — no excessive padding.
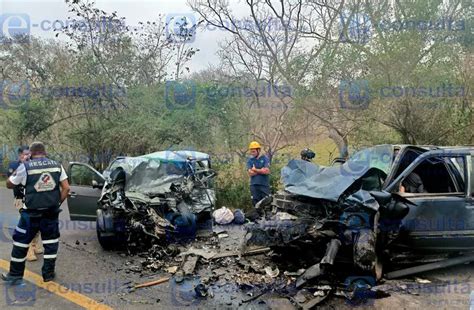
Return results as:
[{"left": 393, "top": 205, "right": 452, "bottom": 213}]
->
[{"left": 247, "top": 141, "right": 271, "bottom": 206}]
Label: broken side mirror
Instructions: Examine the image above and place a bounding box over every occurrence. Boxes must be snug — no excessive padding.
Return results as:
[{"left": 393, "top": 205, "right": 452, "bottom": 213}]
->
[{"left": 369, "top": 191, "right": 392, "bottom": 205}]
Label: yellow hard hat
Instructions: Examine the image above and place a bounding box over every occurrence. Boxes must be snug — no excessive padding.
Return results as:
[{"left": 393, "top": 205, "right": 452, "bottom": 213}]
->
[{"left": 248, "top": 141, "right": 261, "bottom": 149}]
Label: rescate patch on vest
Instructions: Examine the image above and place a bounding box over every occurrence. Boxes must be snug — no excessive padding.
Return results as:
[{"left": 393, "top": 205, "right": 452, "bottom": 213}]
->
[{"left": 34, "top": 172, "right": 57, "bottom": 192}]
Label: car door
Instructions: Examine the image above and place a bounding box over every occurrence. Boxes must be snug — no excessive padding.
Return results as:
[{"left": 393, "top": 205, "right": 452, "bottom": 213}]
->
[
  {"left": 67, "top": 162, "right": 105, "bottom": 221},
  {"left": 385, "top": 150, "right": 474, "bottom": 252}
]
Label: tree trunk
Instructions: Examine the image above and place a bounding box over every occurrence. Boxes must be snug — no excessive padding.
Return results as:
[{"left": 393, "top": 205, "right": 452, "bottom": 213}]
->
[{"left": 328, "top": 127, "right": 349, "bottom": 158}]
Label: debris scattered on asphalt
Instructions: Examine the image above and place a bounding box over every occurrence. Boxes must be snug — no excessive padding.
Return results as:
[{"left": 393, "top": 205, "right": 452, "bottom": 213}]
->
[
  {"left": 113, "top": 146, "right": 474, "bottom": 307},
  {"left": 265, "top": 266, "right": 280, "bottom": 278},
  {"left": 415, "top": 277, "right": 431, "bottom": 284},
  {"left": 180, "top": 248, "right": 217, "bottom": 259},
  {"left": 133, "top": 276, "right": 170, "bottom": 289},
  {"left": 217, "top": 232, "right": 229, "bottom": 239},
  {"left": 233, "top": 209, "right": 246, "bottom": 224},
  {"left": 194, "top": 283, "right": 209, "bottom": 297},
  {"left": 213, "top": 206, "right": 235, "bottom": 224},
  {"left": 284, "top": 269, "right": 305, "bottom": 277},
  {"left": 181, "top": 255, "right": 199, "bottom": 275}
]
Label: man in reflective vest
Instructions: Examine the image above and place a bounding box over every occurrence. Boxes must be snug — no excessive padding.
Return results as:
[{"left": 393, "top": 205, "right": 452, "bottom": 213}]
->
[
  {"left": 8, "top": 145, "right": 44, "bottom": 261},
  {"left": 2, "top": 142, "right": 70, "bottom": 284}
]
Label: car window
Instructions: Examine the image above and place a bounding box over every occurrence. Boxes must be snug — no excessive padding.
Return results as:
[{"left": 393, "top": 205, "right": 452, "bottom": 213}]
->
[
  {"left": 164, "top": 161, "right": 186, "bottom": 175},
  {"left": 70, "top": 164, "right": 103, "bottom": 186},
  {"left": 399, "top": 156, "right": 465, "bottom": 194},
  {"left": 449, "top": 157, "right": 466, "bottom": 185},
  {"left": 391, "top": 148, "right": 426, "bottom": 181}
]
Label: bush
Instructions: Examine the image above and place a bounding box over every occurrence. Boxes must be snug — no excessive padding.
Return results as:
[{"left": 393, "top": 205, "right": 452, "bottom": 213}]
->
[
  {"left": 214, "top": 162, "right": 253, "bottom": 211},
  {"left": 214, "top": 157, "right": 286, "bottom": 212}
]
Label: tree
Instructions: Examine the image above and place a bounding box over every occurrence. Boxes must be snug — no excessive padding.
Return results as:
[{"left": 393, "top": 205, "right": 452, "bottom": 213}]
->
[{"left": 190, "top": 0, "right": 351, "bottom": 156}]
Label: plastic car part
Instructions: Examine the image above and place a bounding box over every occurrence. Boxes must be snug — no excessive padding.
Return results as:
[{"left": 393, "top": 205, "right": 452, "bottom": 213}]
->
[{"left": 296, "top": 239, "right": 342, "bottom": 288}]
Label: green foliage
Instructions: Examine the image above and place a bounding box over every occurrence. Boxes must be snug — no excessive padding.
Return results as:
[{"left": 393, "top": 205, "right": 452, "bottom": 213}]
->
[
  {"left": 18, "top": 99, "right": 52, "bottom": 139},
  {"left": 0, "top": 175, "right": 6, "bottom": 187},
  {"left": 335, "top": 0, "right": 472, "bottom": 146},
  {"left": 214, "top": 162, "right": 253, "bottom": 211},
  {"left": 213, "top": 154, "right": 287, "bottom": 211}
]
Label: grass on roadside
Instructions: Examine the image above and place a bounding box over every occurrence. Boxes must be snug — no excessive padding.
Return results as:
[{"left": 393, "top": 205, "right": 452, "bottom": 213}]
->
[{"left": 0, "top": 175, "right": 7, "bottom": 187}]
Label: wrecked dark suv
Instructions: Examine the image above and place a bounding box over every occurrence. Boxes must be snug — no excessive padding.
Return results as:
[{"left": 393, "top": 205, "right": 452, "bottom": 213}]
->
[
  {"left": 66, "top": 151, "right": 216, "bottom": 250},
  {"left": 246, "top": 144, "right": 474, "bottom": 285}
]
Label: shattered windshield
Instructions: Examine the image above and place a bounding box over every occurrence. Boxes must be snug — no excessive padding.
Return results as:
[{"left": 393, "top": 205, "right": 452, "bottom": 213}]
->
[
  {"left": 112, "top": 156, "right": 186, "bottom": 195},
  {"left": 345, "top": 144, "right": 394, "bottom": 175},
  {"left": 111, "top": 155, "right": 212, "bottom": 195}
]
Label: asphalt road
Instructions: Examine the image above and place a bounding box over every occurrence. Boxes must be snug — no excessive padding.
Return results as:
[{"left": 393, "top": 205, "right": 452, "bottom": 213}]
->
[
  {"left": 0, "top": 187, "right": 184, "bottom": 310},
  {"left": 1, "top": 187, "right": 474, "bottom": 309}
]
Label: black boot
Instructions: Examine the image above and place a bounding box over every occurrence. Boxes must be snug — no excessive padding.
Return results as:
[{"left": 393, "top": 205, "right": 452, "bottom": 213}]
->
[
  {"left": 1, "top": 273, "right": 24, "bottom": 285},
  {"left": 42, "top": 272, "right": 55, "bottom": 282}
]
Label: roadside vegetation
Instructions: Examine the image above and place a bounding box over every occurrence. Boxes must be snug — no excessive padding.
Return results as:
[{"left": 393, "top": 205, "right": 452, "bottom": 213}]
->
[{"left": 0, "top": 0, "right": 471, "bottom": 209}]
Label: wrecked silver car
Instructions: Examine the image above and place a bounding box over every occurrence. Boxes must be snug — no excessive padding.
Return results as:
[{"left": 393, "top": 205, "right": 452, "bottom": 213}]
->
[
  {"left": 66, "top": 151, "right": 216, "bottom": 250},
  {"left": 245, "top": 144, "right": 474, "bottom": 287}
]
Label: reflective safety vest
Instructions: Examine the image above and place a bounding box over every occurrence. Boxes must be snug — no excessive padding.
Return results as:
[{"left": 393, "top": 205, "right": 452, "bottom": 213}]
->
[{"left": 24, "top": 157, "right": 61, "bottom": 210}]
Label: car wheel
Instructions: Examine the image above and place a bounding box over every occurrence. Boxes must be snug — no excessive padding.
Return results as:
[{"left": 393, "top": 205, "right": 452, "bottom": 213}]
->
[{"left": 96, "top": 210, "right": 118, "bottom": 250}]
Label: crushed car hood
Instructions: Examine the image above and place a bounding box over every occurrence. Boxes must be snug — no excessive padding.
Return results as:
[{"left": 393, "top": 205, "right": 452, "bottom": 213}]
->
[{"left": 282, "top": 145, "right": 394, "bottom": 202}]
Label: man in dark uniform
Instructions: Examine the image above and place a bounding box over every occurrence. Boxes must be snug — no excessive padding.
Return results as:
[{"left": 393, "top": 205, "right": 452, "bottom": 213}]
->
[
  {"left": 7, "top": 146, "right": 43, "bottom": 261},
  {"left": 7, "top": 146, "right": 30, "bottom": 202},
  {"left": 2, "top": 142, "right": 70, "bottom": 284},
  {"left": 246, "top": 141, "right": 271, "bottom": 206}
]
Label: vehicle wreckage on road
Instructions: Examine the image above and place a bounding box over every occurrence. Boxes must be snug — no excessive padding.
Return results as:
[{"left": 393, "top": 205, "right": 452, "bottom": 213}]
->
[
  {"left": 245, "top": 144, "right": 474, "bottom": 286},
  {"left": 66, "top": 151, "right": 216, "bottom": 250}
]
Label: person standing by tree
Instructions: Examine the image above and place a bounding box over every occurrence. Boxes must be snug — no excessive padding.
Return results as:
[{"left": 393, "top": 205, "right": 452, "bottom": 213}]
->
[{"left": 247, "top": 141, "right": 271, "bottom": 207}]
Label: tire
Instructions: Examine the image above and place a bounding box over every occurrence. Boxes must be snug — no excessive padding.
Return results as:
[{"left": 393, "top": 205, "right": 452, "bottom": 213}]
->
[{"left": 96, "top": 210, "right": 119, "bottom": 250}]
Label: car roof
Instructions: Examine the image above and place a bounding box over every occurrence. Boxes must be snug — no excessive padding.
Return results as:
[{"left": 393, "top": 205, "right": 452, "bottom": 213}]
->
[
  {"left": 394, "top": 145, "right": 474, "bottom": 153},
  {"left": 395, "top": 144, "right": 473, "bottom": 148},
  {"left": 139, "top": 150, "right": 210, "bottom": 163}
]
